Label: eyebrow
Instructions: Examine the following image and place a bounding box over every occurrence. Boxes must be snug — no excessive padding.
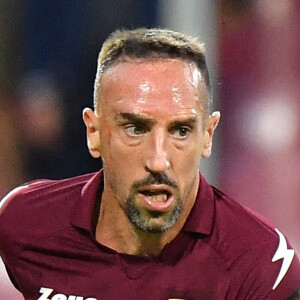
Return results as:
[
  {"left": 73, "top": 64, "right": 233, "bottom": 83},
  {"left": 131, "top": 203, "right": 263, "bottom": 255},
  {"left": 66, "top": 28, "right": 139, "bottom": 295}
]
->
[
  {"left": 115, "top": 113, "right": 155, "bottom": 126},
  {"left": 168, "top": 117, "right": 197, "bottom": 127},
  {"left": 116, "top": 112, "right": 197, "bottom": 127}
]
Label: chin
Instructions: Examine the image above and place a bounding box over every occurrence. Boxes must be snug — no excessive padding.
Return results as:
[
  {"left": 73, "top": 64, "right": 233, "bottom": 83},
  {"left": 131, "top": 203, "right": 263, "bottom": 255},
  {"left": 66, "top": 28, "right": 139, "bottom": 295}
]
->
[{"left": 125, "top": 201, "right": 183, "bottom": 233}]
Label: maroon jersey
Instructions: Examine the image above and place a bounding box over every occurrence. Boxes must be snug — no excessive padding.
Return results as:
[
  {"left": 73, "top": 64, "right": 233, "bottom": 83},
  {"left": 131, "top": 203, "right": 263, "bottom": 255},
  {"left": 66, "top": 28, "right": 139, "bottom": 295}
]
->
[{"left": 0, "top": 171, "right": 299, "bottom": 300}]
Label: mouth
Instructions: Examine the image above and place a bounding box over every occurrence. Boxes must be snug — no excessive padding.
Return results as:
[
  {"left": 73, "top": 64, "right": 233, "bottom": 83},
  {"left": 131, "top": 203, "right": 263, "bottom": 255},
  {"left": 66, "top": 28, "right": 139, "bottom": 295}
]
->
[
  {"left": 137, "top": 186, "right": 174, "bottom": 212},
  {"left": 140, "top": 190, "right": 170, "bottom": 201}
]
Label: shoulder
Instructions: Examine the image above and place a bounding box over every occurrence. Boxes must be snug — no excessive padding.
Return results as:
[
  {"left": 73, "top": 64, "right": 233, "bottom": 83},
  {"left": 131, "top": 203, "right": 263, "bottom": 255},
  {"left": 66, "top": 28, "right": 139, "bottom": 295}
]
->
[
  {"left": 212, "top": 186, "right": 278, "bottom": 249},
  {"left": 0, "top": 173, "right": 94, "bottom": 213},
  {"left": 210, "top": 186, "right": 300, "bottom": 299},
  {"left": 0, "top": 173, "right": 95, "bottom": 242}
]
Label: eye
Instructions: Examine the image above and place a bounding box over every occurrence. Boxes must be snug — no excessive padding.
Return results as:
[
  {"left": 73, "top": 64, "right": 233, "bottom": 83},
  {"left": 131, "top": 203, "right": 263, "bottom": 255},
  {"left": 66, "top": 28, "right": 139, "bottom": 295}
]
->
[
  {"left": 125, "top": 125, "right": 146, "bottom": 136},
  {"left": 171, "top": 126, "right": 190, "bottom": 139}
]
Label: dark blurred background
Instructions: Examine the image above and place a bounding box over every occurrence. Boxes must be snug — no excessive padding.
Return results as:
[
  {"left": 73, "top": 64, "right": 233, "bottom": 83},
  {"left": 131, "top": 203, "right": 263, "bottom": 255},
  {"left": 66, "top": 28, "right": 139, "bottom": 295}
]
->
[{"left": 1, "top": 1, "right": 299, "bottom": 298}]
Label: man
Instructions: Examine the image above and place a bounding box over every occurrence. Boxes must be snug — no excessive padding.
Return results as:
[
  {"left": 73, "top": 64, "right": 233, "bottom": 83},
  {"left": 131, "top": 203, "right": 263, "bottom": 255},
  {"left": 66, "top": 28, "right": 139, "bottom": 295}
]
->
[{"left": 0, "top": 28, "right": 299, "bottom": 300}]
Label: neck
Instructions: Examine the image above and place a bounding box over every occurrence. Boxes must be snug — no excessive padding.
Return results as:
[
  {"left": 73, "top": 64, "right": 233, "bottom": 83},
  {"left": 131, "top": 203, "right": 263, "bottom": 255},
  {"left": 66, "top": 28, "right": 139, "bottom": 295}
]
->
[{"left": 95, "top": 183, "right": 197, "bottom": 257}]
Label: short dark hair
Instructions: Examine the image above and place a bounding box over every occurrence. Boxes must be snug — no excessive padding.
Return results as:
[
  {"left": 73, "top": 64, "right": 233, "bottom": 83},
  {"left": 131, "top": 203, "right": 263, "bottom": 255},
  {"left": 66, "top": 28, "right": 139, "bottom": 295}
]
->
[{"left": 94, "top": 28, "right": 212, "bottom": 116}]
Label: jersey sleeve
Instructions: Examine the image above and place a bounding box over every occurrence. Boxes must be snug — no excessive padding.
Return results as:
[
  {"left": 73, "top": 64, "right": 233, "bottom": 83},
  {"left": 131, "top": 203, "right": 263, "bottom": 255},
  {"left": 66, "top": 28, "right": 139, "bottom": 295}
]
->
[
  {"left": 267, "top": 229, "right": 300, "bottom": 299},
  {"left": 230, "top": 229, "right": 300, "bottom": 300},
  {"left": 0, "top": 185, "right": 30, "bottom": 291},
  {"left": 0, "top": 185, "right": 30, "bottom": 247}
]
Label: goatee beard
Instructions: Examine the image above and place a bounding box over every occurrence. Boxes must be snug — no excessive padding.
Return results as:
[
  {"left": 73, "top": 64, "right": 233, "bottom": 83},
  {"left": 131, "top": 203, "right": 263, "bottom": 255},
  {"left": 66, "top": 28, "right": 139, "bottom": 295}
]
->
[
  {"left": 124, "top": 172, "right": 182, "bottom": 233},
  {"left": 125, "top": 199, "right": 182, "bottom": 233}
]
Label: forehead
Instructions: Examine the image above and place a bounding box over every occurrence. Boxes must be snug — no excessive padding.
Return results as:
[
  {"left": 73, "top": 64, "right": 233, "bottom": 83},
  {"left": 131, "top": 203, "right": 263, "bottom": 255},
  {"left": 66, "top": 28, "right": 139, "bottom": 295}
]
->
[{"left": 99, "top": 59, "right": 207, "bottom": 118}]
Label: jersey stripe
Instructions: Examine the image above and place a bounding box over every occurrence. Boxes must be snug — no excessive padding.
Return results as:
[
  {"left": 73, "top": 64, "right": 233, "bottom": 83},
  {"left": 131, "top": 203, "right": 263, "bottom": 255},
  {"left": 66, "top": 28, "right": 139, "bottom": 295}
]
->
[
  {"left": 0, "top": 185, "right": 29, "bottom": 209},
  {"left": 272, "top": 229, "right": 295, "bottom": 290}
]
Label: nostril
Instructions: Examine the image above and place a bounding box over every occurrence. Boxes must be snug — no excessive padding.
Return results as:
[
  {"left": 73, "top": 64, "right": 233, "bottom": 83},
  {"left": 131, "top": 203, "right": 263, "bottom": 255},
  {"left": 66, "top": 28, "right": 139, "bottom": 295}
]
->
[{"left": 144, "top": 157, "right": 170, "bottom": 173}]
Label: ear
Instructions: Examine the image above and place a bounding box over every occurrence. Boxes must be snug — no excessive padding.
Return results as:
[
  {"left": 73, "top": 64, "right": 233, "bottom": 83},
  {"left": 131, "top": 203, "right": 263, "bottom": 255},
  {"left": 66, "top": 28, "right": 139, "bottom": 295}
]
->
[
  {"left": 201, "top": 111, "right": 220, "bottom": 158},
  {"left": 82, "top": 108, "right": 101, "bottom": 158}
]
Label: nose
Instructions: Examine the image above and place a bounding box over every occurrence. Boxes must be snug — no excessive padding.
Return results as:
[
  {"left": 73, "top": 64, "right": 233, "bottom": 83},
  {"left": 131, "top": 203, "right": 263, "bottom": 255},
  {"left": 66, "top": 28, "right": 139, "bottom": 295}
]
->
[{"left": 144, "top": 130, "right": 170, "bottom": 173}]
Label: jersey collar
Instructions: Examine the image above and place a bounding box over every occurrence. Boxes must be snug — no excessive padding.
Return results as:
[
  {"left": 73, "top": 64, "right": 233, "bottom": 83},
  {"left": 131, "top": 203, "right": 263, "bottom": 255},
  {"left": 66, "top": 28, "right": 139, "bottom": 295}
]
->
[
  {"left": 71, "top": 171, "right": 103, "bottom": 233},
  {"left": 181, "top": 174, "right": 215, "bottom": 236}
]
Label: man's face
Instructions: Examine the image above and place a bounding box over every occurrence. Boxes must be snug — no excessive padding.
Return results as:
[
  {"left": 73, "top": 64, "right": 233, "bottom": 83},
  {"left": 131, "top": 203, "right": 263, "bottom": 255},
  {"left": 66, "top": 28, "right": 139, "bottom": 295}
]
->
[{"left": 85, "top": 58, "right": 218, "bottom": 233}]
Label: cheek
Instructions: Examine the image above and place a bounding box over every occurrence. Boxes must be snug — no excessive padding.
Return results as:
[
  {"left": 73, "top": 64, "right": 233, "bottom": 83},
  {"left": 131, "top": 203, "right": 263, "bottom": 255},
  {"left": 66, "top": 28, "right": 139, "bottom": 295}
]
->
[
  {"left": 172, "top": 143, "right": 202, "bottom": 190},
  {"left": 174, "top": 139, "right": 203, "bottom": 168},
  {"left": 101, "top": 128, "right": 143, "bottom": 182},
  {"left": 100, "top": 120, "right": 129, "bottom": 162}
]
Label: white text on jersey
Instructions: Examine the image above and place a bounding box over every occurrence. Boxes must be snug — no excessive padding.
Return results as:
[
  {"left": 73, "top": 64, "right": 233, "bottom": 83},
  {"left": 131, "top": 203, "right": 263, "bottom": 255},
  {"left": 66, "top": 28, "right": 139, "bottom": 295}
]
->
[{"left": 38, "top": 287, "right": 97, "bottom": 300}]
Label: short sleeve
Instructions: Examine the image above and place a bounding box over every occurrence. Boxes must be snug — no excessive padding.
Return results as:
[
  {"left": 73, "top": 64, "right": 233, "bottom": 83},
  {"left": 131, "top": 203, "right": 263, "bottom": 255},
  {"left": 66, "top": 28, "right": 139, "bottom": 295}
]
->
[{"left": 229, "top": 229, "right": 300, "bottom": 300}]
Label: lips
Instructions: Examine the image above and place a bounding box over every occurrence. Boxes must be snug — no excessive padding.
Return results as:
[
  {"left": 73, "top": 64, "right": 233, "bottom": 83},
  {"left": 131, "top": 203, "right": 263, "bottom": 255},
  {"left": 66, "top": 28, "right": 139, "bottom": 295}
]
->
[{"left": 137, "top": 185, "right": 174, "bottom": 212}]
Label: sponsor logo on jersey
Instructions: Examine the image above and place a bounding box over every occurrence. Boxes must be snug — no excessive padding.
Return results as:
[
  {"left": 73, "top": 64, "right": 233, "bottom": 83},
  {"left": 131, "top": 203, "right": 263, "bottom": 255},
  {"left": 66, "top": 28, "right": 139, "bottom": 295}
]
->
[
  {"left": 272, "top": 228, "right": 295, "bottom": 290},
  {"left": 38, "top": 287, "right": 97, "bottom": 300}
]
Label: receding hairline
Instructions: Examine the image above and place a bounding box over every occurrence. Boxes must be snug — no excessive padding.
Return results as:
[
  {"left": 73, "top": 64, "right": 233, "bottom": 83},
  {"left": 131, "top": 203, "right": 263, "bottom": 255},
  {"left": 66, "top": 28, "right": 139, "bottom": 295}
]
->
[
  {"left": 98, "top": 28, "right": 207, "bottom": 69},
  {"left": 100, "top": 55, "right": 203, "bottom": 76},
  {"left": 97, "top": 56, "right": 209, "bottom": 121},
  {"left": 93, "top": 28, "right": 212, "bottom": 116}
]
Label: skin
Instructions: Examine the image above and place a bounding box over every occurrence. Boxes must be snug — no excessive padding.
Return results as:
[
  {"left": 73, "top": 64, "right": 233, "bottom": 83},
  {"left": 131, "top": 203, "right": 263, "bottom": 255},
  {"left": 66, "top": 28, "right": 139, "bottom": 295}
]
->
[{"left": 83, "top": 58, "right": 220, "bottom": 257}]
